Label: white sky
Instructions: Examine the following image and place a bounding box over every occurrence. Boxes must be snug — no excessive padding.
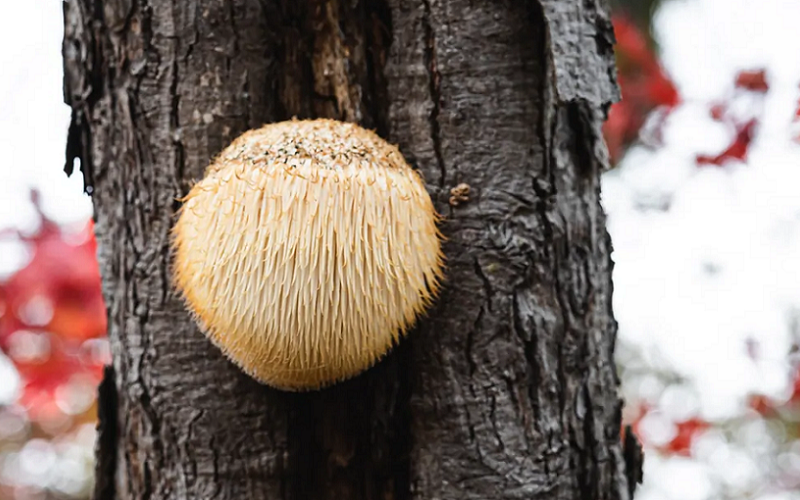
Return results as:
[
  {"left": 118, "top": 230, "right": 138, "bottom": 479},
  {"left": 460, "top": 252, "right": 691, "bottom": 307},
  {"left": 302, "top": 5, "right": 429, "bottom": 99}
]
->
[
  {"left": 0, "top": 0, "right": 92, "bottom": 233},
  {"left": 605, "top": 1, "right": 800, "bottom": 498},
  {"left": 605, "top": 0, "right": 800, "bottom": 419}
]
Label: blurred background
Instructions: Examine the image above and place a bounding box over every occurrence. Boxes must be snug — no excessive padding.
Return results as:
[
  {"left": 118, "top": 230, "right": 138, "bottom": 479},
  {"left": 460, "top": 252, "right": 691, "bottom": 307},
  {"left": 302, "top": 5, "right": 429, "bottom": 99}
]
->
[{"left": 1, "top": 0, "right": 799, "bottom": 498}]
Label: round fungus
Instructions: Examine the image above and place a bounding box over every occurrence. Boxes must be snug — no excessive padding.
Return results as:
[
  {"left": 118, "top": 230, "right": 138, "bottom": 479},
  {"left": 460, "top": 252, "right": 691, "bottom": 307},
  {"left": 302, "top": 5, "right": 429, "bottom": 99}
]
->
[{"left": 171, "top": 118, "right": 444, "bottom": 391}]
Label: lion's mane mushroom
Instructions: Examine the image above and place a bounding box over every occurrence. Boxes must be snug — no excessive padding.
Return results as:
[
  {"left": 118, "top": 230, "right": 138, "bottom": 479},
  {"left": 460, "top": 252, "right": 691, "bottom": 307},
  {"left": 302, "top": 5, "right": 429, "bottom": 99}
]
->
[{"left": 171, "top": 118, "right": 444, "bottom": 391}]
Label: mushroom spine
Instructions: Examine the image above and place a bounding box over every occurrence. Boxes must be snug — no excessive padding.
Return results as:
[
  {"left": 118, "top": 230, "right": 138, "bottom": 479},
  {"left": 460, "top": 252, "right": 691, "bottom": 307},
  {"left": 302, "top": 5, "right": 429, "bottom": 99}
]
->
[{"left": 171, "top": 118, "right": 444, "bottom": 391}]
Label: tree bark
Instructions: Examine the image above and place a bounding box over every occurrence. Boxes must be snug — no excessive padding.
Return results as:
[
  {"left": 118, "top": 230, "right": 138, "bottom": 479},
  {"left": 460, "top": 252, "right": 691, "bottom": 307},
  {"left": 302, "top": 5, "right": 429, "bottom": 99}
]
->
[{"left": 62, "top": 0, "right": 639, "bottom": 499}]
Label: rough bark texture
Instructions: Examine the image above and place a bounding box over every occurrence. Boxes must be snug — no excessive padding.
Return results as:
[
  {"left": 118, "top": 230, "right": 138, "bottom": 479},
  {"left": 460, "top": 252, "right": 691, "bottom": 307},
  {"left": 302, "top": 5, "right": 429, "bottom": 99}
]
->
[{"left": 63, "top": 0, "right": 638, "bottom": 499}]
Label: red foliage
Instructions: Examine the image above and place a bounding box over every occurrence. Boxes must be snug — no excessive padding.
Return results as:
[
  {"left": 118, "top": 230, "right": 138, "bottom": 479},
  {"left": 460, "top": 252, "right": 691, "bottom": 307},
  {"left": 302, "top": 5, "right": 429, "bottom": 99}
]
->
[
  {"left": 747, "top": 394, "right": 777, "bottom": 417},
  {"left": 735, "top": 70, "right": 770, "bottom": 93},
  {"left": 606, "top": 22, "right": 775, "bottom": 169},
  {"left": 664, "top": 417, "right": 710, "bottom": 456},
  {"left": 695, "top": 70, "right": 770, "bottom": 167},
  {"left": 696, "top": 119, "right": 757, "bottom": 166},
  {"left": 0, "top": 192, "right": 107, "bottom": 420},
  {"left": 709, "top": 103, "right": 727, "bottom": 122},
  {"left": 625, "top": 403, "right": 710, "bottom": 458},
  {"left": 604, "top": 15, "right": 680, "bottom": 164},
  {"left": 746, "top": 365, "right": 800, "bottom": 419}
]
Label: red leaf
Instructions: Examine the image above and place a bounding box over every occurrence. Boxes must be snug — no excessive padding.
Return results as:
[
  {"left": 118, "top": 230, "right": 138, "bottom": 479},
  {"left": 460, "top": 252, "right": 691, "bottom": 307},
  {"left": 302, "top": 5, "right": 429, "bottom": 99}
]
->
[
  {"left": 696, "top": 119, "right": 757, "bottom": 166},
  {"left": 664, "top": 417, "right": 710, "bottom": 456},
  {"left": 747, "top": 394, "right": 778, "bottom": 417},
  {"left": 709, "top": 103, "right": 726, "bottom": 122},
  {"left": 645, "top": 71, "right": 680, "bottom": 109},
  {"left": 735, "top": 69, "right": 769, "bottom": 93},
  {"left": 0, "top": 221, "right": 105, "bottom": 345},
  {"left": 612, "top": 15, "right": 655, "bottom": 70},
  {"left": 604, "top": 15, "right": 680, "bottom": 164},
  {"left": 0, "top": 191, "right": 107, "bottom": 413}
]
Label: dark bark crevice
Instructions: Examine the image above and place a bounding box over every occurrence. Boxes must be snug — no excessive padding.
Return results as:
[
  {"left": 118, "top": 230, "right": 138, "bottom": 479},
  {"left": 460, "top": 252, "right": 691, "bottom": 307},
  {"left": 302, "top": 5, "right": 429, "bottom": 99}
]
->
[
  {"left": 363, "top": 0, "right": 393, "bottom": 138},
  {"left": 420, "top": 0, "right": 445, "bottom": 189},
  {"left": 93, "top": 366, "right": 118, "bottom": 500},
  {"left": 274, "top": 0, "right": 393, "bottom": 133},
  {"left": 623, "top": 424, "right": 645, "bottom": 498}
]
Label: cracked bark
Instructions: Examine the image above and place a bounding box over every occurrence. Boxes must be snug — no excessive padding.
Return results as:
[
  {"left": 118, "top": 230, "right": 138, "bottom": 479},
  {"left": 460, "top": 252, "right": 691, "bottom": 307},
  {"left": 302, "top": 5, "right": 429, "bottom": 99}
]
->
[{"left": 63, "top": 0, "right": 640, "bottom": 499}]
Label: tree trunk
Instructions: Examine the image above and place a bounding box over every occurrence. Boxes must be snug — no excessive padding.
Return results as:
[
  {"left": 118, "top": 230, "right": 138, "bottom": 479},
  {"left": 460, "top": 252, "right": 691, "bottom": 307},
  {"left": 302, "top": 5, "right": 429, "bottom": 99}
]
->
[{"left": 63, "top": 0, "right": 640, "bottom": 499}]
